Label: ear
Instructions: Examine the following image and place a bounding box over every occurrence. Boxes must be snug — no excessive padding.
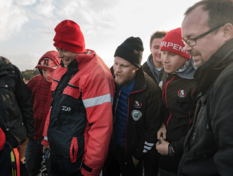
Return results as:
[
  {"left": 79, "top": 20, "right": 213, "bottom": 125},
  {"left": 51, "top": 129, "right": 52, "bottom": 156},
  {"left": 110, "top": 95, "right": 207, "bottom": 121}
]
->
[{"left": 222, "top": 23, "right": 233, "bottom": 42}]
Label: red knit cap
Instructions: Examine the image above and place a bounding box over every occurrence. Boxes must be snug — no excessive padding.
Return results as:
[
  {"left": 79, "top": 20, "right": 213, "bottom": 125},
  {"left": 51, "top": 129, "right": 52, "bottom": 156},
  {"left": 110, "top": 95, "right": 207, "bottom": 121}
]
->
[
  {"left": 53, "top": 20, "right": 85, "bottom": 53},
  {"left": 160, "top": 27, "right": 190, "bottom": 59},
  {"left": 0, "top": 128, "right": 6, "bottom": 150}
]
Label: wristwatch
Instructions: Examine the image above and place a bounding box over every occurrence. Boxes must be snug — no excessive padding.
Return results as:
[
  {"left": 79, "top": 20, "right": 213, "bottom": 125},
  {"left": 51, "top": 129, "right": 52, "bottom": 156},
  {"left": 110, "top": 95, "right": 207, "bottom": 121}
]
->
[{"left": 168, "top": 143, "right": 174, "bottom": 156}]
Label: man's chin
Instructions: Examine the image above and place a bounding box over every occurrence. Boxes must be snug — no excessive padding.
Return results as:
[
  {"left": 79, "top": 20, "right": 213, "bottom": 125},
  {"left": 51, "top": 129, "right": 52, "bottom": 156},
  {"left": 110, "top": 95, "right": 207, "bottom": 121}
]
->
[
  {"left": 193, "top": 60, "right": 205, "bottom": 68},
  {"left": 114, "top": 78, "right": 125, "bottom": 86}
]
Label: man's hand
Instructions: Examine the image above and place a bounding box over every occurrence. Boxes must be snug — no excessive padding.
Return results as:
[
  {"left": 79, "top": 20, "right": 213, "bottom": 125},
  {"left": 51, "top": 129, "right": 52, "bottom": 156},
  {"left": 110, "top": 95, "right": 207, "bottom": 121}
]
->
[
  {"left": 156, "top": 137, "right": 169, "bottom": 155},
  {"left": 157, "top": 123, "right": 167, "bottom": 140},
  {"left": 132, "top": 156, "right": 140, "bottom": 166},
  {"left": 43, "top": 145, "right": 50, "bottom": 153}
]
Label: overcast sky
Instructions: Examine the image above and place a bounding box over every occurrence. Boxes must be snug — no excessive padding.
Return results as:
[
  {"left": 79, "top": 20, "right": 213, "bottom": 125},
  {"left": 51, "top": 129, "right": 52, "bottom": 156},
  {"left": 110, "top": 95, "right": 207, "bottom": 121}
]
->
[{"left": 0, "top": 0, "right": 200, "bottom": 71}]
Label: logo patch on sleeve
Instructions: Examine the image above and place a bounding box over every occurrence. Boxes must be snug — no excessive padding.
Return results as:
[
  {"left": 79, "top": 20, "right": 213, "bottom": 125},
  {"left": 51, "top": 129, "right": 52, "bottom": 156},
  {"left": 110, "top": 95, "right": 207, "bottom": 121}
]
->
[
  {"left": 131, "top": 110, "right": 142, "bottom": 121},
  {"left": 178, "top": 90, "right": 186, "bottom": 98},
  {"left": 133, "top": 100, "right": 142, "bottom": 108}
]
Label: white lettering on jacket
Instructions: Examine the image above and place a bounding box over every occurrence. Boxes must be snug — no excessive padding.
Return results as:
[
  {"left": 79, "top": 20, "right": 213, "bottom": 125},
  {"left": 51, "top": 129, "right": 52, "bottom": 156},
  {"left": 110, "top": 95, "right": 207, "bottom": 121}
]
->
[{"left": 62, "top": 106, "right": 71, "bottom": 112}]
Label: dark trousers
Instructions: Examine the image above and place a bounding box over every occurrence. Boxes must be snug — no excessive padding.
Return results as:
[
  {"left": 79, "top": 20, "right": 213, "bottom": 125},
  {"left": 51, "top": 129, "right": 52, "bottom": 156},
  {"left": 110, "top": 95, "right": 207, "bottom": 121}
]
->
[
  {"left": 25, "top": 139, "right": 43, "bottom": 176},
  {"left": 50, "top": 151, "right": 83, "bottom": 176},
  {"left": 144, "top": 145, "right": 160, "bottom": 176},
  {"left": 159, "top": 168, "right": 177, "bottom": 176},
  {"left": 103, "top": 140, "right": 143, "bottom": 176}
]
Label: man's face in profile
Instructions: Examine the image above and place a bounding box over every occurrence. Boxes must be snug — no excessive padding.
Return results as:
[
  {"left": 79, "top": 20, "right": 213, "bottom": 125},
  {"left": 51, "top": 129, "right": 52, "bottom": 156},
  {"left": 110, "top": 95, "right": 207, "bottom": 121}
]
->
[{"left": 182, "top": 6, "right": 225, "bottom": 67}]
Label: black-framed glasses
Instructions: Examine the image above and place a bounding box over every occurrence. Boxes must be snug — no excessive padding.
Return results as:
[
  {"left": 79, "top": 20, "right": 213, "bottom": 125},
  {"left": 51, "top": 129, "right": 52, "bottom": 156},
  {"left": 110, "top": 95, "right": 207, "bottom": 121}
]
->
[{"left": 182, "top": 24, "right": 225, "bottom": 47}]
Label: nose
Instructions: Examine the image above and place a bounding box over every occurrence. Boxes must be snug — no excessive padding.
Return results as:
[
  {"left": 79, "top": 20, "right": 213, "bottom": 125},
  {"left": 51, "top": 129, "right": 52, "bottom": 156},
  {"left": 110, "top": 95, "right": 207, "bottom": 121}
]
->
[
  {"left": 114, "top": 65, "right": 121, "bottom": 73},
  {"left": 162, "top": 54, "right": 169, "bottom": 63},
  {"left": 183, "top": 43, "right": 192, "bottom": 53},
  {"left": 47, "top": 71, "right": 52, "bottom": 77},
  {"left": 158, "top": 49, "right": 162, "bottom": 56}
]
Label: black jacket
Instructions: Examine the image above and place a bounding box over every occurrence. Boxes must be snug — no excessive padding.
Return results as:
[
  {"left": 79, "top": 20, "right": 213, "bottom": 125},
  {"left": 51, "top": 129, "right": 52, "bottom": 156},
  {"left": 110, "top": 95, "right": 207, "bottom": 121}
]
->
[
  {"left": 178, "top": 39, "right": 233, "bottom": 176},
  {"left": 159, "top": 61, "right": 198, "bottom": 172},
  {"left": 111, "top": 67, "right": 162, "bottom": 160},
  {"left": 0, "top": 56, "right": 34, "bottom": 147}
]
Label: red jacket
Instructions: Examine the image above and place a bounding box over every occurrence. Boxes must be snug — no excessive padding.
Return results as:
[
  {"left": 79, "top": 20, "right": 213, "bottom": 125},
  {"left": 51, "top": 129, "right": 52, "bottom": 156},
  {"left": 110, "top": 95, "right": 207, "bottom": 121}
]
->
[
  {"left": 28, "top": 51, "right": 60, "bottom": 141},
  {"left": 42, "top": 49, "right": 114, "bottom": 176}
]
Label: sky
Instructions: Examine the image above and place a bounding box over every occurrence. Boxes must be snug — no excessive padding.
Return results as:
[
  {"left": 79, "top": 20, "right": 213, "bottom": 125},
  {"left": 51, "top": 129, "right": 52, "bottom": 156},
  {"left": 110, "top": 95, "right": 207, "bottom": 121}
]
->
[{"left": 0, "top": 0, "right": 200, "bottom": 71}]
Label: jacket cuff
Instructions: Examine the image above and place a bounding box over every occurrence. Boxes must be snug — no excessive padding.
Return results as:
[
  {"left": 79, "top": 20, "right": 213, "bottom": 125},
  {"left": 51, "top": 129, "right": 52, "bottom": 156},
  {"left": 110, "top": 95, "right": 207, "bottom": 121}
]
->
[
  {"left": 81, "top": 162, "right": 100, "bottom": 176},
  {"left": 41, "top": 136, "right": 49, "bottom": 146}
]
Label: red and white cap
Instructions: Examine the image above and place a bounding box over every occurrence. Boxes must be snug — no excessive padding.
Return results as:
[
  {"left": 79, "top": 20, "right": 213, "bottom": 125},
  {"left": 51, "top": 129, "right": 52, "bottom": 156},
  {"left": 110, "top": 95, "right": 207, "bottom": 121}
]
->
[{"left": 160, "top": 27, "right": 190, "bottom": 59}]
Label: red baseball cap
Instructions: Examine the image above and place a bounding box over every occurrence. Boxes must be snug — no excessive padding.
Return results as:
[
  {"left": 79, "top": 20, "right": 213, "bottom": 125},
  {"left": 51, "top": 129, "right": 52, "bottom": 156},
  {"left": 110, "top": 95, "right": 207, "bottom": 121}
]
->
[
  {"left": 35, "top": 50, "right": 60, "bottom": 70},
  {"left": 36, "top": 58, "right": 58, "bottom": 70}
]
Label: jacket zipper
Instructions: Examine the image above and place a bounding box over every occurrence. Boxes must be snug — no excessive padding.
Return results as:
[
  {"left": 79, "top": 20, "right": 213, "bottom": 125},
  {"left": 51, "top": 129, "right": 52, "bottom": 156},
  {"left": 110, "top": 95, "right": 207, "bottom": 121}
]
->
[
  {"left": 125, "top": 88, "right": 145, "bottom": 156},
  {"left": 113, "top": 89, "right": 121, "bottom": 123},
  {"left": 165, "top": 76, "right": 175, "bottom": 128}
]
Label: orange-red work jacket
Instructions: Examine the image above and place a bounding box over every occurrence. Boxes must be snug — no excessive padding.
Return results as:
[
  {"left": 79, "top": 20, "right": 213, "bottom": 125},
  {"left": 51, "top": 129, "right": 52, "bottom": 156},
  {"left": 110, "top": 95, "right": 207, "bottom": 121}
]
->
[{"left": 42, "top": 49, "right": 115, "bottom": 176}]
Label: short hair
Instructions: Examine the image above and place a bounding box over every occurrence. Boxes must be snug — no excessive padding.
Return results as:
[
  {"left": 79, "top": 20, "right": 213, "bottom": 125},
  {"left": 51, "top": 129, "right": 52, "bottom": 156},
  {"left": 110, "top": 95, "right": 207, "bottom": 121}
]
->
[
  {"left": 185, "top": 0, "right": 233, "bottom": 29},
  {"left": 150, "top": 31, "right": 167, "bottom": 47}
]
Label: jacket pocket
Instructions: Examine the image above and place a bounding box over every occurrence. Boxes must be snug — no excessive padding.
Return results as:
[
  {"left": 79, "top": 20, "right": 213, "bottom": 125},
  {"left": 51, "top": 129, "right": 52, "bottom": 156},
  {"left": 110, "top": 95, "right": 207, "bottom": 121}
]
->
[
  {"left": 63, "top": 84, "right": 80, "bottom": 99},
  {"left": 70, "top": 137, "right": 78, "bottom": 163},
  {"left": 4, "top": 118, "right": 27, "bottom": 148}
]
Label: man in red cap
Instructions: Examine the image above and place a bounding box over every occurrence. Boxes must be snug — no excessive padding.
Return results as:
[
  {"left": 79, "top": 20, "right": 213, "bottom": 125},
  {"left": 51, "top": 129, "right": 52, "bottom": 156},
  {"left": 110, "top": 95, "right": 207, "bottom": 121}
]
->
[
  {"left": 25, "top": 50, "right": 60, "bottom": 176},
  {"left": 41, "top": 20, "right": 115, "bottom": 176},
  {"left": 155, "top": 27, "right": 198, "bottom": 176}
]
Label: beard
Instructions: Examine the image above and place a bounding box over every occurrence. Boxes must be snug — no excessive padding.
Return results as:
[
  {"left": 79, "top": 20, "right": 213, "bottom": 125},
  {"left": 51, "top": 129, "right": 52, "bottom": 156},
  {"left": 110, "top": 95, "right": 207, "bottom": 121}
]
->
[{"left": 114, "top": 77, "right": 125, "bottom": 86}]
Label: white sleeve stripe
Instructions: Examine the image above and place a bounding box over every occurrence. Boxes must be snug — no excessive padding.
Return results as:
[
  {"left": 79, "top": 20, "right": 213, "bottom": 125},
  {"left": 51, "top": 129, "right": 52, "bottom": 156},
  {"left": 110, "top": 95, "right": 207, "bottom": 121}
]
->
[
  {"left": 145, "top": 141, "right": 154, "bottom": 147},
  {"left": 144, "top": 145, "right": 152, "bottom": 150},
  {"left": 44, "top": 136, "right": 48, "bottom": 141},
  {"left": 143, "top": 149, "right": 148, "bottom": 153},
  {"left": 83, "top": 94, "right": 113, "bottom": 108}
]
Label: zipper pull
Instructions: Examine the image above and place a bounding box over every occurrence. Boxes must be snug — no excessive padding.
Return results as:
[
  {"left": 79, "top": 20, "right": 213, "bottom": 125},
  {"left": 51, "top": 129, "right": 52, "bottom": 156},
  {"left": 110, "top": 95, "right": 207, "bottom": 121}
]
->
[{"left": 193, "top": 133, "right": 196, "bottom": 140}]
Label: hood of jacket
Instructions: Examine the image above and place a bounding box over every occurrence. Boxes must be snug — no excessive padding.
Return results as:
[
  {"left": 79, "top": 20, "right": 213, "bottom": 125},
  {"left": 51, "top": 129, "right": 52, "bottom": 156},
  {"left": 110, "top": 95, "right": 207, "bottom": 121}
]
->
[
  {"left": 0, "top": 57, "right": 14, "bottom": 76},
  {"left": 176, "top": 59, "right": 196, "bottom": 79},
  {"left": 146, "top": 54, "right": 161, "bottom": 83}
]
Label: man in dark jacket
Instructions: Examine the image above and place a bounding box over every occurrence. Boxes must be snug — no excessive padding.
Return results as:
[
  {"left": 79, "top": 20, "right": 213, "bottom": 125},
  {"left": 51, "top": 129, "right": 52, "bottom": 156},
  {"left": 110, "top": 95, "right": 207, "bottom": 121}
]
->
[
  {"left": 0, "top": 56, "right": 34, "bottom": 148},
  {"left": 155, "top": 27, "right": 198, "bottom": 176},
  {"left": 142, "top": 31, "right": 167, "bottom": 176},
  {"left": 142, "top": 31, "right": 167, "bottom": 84},
  {"left": 104, "top": 37, "right": 162, "bottom": 176},
  {"left": 179, "top": 0, "right": 233, "bottom": 175}
]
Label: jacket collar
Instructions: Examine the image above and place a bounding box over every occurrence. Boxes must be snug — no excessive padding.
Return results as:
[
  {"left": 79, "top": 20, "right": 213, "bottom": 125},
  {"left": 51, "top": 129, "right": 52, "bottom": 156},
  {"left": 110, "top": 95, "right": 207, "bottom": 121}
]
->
[
  {"left": 60, "top": 49, "right": 96, "bottom": 73},
  {"left": 194, "top": 38, "right": 233, "bottom": 93},
  {"left": 131, "top": 67, "right": 146, "bottom": 92}
]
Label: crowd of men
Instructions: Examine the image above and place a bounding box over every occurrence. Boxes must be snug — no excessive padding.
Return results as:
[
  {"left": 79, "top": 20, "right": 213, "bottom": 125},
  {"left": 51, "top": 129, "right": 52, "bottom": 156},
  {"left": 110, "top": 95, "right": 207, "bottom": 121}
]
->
[{"left": 0, "top": 0, "right": 233, "bottom": 175}]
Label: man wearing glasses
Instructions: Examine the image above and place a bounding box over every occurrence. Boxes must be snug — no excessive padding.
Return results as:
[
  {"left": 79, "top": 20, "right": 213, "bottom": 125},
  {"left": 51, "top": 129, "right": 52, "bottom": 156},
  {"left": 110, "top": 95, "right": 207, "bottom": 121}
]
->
[{"left": 179, "top": 0, "right": 233, "bottom": 175}]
